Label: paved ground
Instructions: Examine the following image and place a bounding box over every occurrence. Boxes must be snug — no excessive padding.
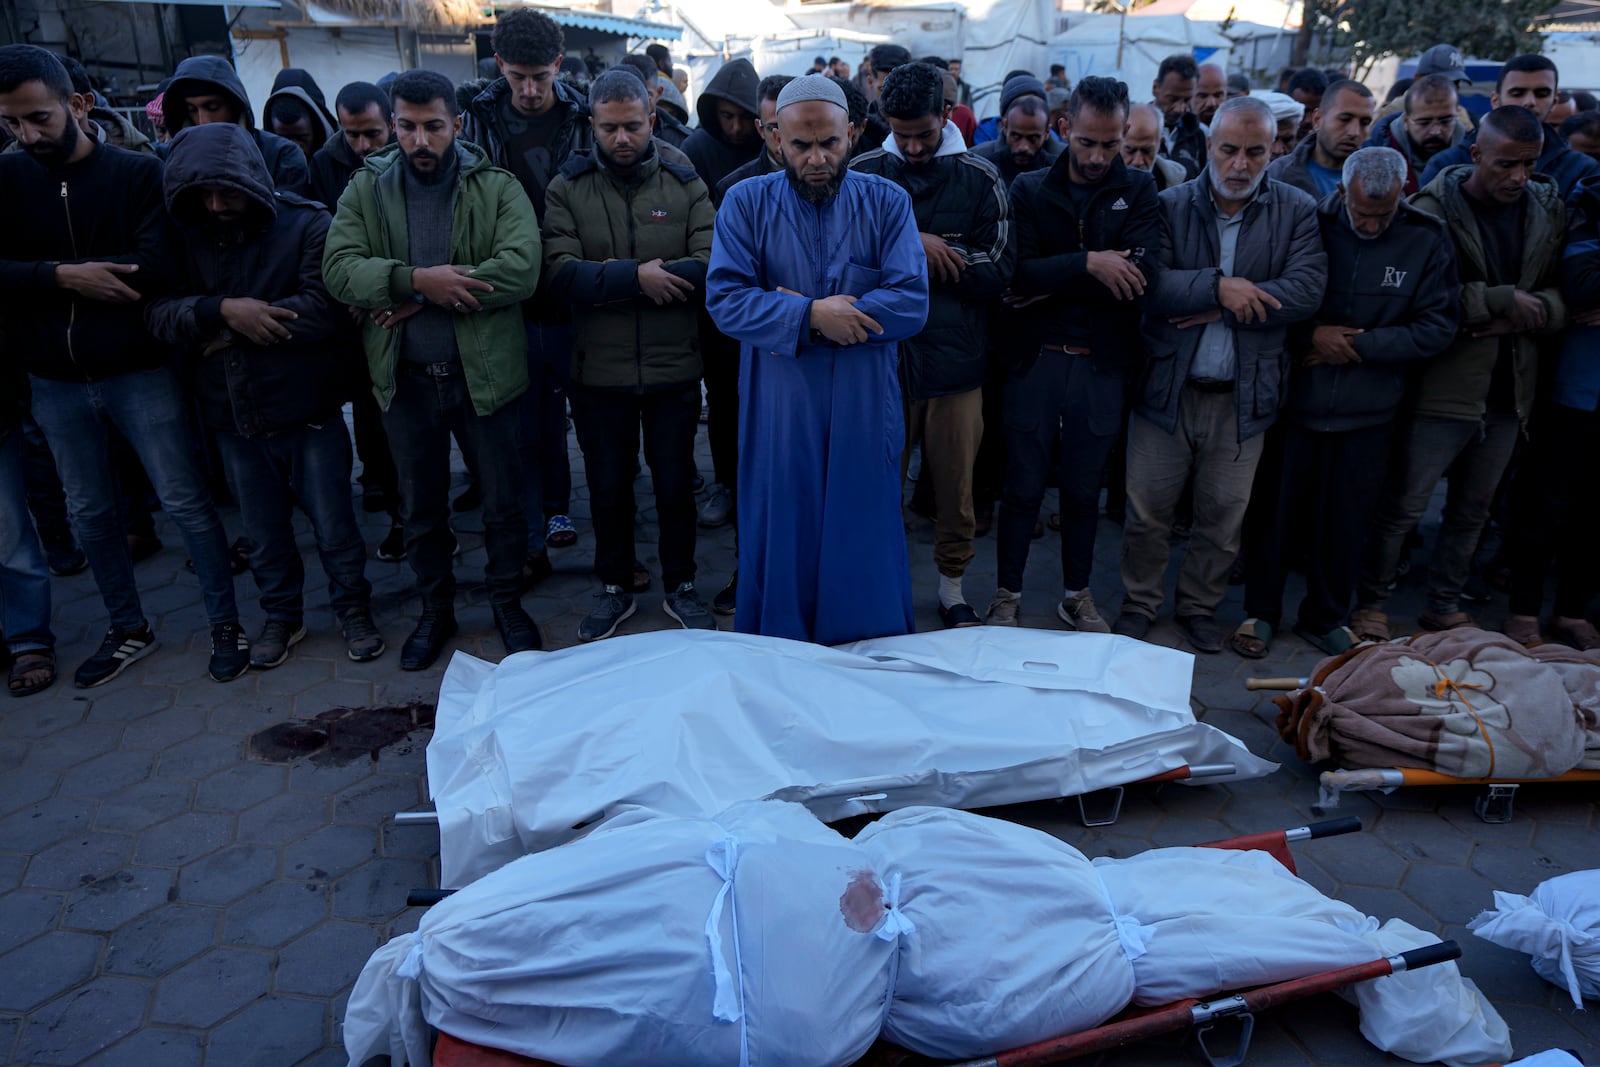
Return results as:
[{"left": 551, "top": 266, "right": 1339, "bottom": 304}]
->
[{"left": 1, "top": 421, "right": 1596, "bottom": 1067}]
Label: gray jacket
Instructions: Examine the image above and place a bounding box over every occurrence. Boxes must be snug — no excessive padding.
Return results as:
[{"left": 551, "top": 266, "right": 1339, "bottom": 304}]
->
[{"left": 1141, "top": 170, "right": 1328, "bottom": 442}]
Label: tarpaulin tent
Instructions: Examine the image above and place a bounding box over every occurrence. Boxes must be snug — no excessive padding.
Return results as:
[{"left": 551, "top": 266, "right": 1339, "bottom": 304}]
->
[{"left": 1048, "top": 13, "right": 1234, "bottom": 101}]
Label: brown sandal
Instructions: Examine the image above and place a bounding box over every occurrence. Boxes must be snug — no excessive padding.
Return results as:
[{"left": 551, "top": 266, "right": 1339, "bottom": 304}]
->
[
  {"left": 1349, "top": 607, "right": 1391, "bottom": 643},
  {"left": 1501, "top": 616, "right": 1544, "bottom": 648},
  {"left": 1547, "top": 616, "right": 1600, "bottom": 652},
  {"left": 1419, "top": 609, "right": 1477, "bottom": 632},
  {"left": 8, "top": 650, "right": 56, "bottom": 698}
]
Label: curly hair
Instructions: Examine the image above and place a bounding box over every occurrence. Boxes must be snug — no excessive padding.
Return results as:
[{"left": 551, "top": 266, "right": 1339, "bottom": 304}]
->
[
  {"left": 878, "top": 61, "right": 945, "bottom": 122},
  {"left": 492, "top": 9, "right": 564, "bottom": 69},
  {"left": 1068, "top": 75, "right": 1129, "bottom": 120}
]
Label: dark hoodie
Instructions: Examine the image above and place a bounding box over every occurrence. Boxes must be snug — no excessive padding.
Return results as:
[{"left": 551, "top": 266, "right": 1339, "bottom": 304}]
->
[
  {"left": 263, "top": 68, "right": 337, "bottom": 156},
  {"left": 145, "top": 123, "right": 342, "bottom": 438},
  {"left": 308, "top": 128, "right": 364, "bottom": 210},
  {"left": 161, "top": 55, "right": 311, "bottom": 197},
  {"left": 682, "top": 59, "right": 762, "bottom": 191}
]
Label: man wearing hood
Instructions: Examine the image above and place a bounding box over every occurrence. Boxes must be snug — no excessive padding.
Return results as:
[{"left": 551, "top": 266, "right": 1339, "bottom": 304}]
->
[
  {"left": 0, "top": 46, "right": 250, "bottom": 687},
  {"left": 1364, "top": 74, "right": 1468, "bottom": 195},
  {"left": 161, "top": 55, "right": 310, "bottom": 196},
  {"left": 264, "top": 68, "right": 336, "bottom": 161},
  {"left": 852, "top": 62, "right": 1013, "bottom": 627},
  {"left": 146, "top": 123, "right": 384, "bottom": 669},
  {"left": 620, "top": 54, "right": 691, "bottom": 149},
  {"left": 1420, "top": 54, "right": 1600, "bottom": 198},
  {"left": 323, "top": 69, "right": 543, "bottom": 668},
  {"left": 715, "top": 75, "right": 794, "bottom": 205},
  {"left": 706, "top": 76, "right": 929, "bottom": 644}
]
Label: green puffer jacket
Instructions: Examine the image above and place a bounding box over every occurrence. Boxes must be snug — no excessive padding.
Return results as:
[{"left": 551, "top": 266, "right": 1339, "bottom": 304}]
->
[
  {"left": 322, "top": 139, "right": 540, "bottom": 416},
  {"left": 1410, "top": 166, "right": 1567, "bottom": 428},
  {"left": 541, "top": 146, "right": 714, "bottom": 391}
]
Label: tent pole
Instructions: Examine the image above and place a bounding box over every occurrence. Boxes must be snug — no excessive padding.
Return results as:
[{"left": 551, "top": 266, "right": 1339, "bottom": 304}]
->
[{"left": 1116, "top": 4, "right": 1126, "bottom": 70}]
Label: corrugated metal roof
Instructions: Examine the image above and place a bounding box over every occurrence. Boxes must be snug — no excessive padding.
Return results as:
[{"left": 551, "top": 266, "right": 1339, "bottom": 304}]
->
[{"left": 545, "top": 10, "right": 683, "bottom": 38}]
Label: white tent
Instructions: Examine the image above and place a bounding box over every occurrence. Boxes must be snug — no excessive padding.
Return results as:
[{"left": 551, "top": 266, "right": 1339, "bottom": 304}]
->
[{"left": 1049, "top": 14, "right": 1234, "bottom": 102}]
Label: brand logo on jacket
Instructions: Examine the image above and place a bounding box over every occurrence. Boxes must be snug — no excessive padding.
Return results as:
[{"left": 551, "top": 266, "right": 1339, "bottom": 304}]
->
[
  {"left": 1381, "top": 266, "right": 1408, "bottom": 288},
  {"left": 651, "top": 208, "right": 668, "bottom": 219},
  {"left": 1111, "top": 197, "right": 1129, "bottom": 211}
]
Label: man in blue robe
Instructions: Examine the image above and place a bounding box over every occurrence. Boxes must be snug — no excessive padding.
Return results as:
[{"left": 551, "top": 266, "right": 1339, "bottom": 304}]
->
[{"left": 707, "top": 76, "right": 929, "bottom": 645}]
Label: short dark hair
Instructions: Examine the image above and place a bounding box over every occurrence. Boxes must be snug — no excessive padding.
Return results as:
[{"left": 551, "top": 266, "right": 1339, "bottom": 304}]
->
[
  {"left": 266, "top": 93, "right": 311, "bottom": 127},
  {"left": 827, "top": 74, "right": 868, "bottom": 129},
  {"left": 829, "top": 56, "right": 842, "bottom": 66},
  {"left": 1005, "top": 94, "right": 1047, "bottom": 120},
  {"left": 645, "top": 43, "right": 673, "bottom": 75},
  {"left": 1497, "top": 53, "right": 1558, "bottom": 93},
  {"left": 1480, "top": 103, "right": 1545, "bottom": 145},
  {"left": 335, "top": 81, "right": 391, "bottom": 120},
  {"left": 619, "top": 54, "right": 658, "bottom": 87},
  {"left": 1384, "top": 76, "right": 1413, "bottom": 105},
  {"left": 1156, "top": 54, "right": 1198, "bottom": 84},
  {"left": 1287, "top": 67, "right": 1328, "bottom": 98},
  {"left": 878, "top": 61, "right": 945, "bottom": 121},
  {"left": 56, "top": 55, "right": 93, "bottom": 98},
  {"left": 493, "top": 8, "right": 564, "bottom": 68},
  {"left": 1227, "top": 73, "right": 1250, "bottom": 93},
  {"left": 0, "top": 45, "right": 74, "bottom": 100},
  {"left": 589, "top": 68, "right": 648, "bottom": 109},
  {"left": 870, "top": 44, "right": 911, "bottom": 76},
  {"left": 1560, "top": 109, "right": 1600, "bottom": 141},
  {"left": 1405, "top": 73, "right": 1458, "bottom": 112},
  {"left": 1050, "top": 64, "right": 1065, "bottom": 76},
  {"left": 1319, "top": 78, "right": 1372, "bottom": 110},
  {"left": 1574, "top": 90, "right": 1599, "bottom": 111},
  {"left": 1069, "top": 75, "right": 1129, "bottom": 120},
  {"left": 757, "top": 74, "right": 794, "bottom": 105},
  {"left": 918, "top": 55, "right": 949, "bottom": 70},
  {"left": 389, "top": 69, "right": 458, "bottom": 116}
]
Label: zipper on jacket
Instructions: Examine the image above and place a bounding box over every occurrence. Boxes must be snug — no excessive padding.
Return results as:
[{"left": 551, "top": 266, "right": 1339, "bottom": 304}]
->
[
  {"left": 61, "top": 181, "right": 82, "bottom": 371},
  {"left": 627, "top": 183, "right": 642, "bottom": 391}
]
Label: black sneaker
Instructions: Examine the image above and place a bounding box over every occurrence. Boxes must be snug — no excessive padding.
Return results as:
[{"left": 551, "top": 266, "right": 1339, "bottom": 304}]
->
[
  {"left": 713, "top": 573, "right": 737, "bottom": 616},
  {"left": 209, "top": 622, "right": 251, "bottom": 682},
  {"left": 341, "top": 611, "right": 386, "bottom": 662},
  {"left": 45, "top": 541, "right": 89, "bottom": 577},
  {"left": 74, "top": 624, "right": 158, "bottom": 688},
  {"left": 401, "top": 604, "right": 457, "bottom": 671},
  {"left": 249, "top": 620, "right": 306, "bottom": 670},
  {"left": 579, "top": 586, "right": 635, "bottom": 642},
  {"left": 663, "top": 583, "right": 717, "bottom": 631},
  {"left": 492, "top": 601, "right": 543, "bottom": 654},
  {"left": 376, "top": 522, "right": 405, "bottom": 562}
]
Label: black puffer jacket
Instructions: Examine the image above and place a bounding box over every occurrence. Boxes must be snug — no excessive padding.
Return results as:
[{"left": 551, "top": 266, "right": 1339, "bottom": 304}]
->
[
  {"left": 682, "top": 59, "right": 763, "bottom": 191},
  {"left": 1285, "top": 194, "right": 1460, "bottom": 432},
  {"left": 461, "top": 75, "right": 593, "bottom": 220},
  {"left": 308, "top": 130, "right": 363, "bottom": 210},
  {"left": 145, "top": 124, "right": 342, "bottom": 438},
  {"left": 161, "top": 55, "right": 311, "bottom": 197},
  {"left": 1008, "top": 153, "right": 1164, "bottom": 376},
  {"left": 851, "top": 126, "right": 1015, "bottom": 398},
  {"left": 0, "top": 140, "right": 177, "bottom": 382}
]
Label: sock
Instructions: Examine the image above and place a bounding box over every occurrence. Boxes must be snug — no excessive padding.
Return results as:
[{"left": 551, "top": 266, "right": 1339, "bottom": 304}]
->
[
  {"left": 1063, "top": 587, "right": 1084, "bottom": 600},
  {"left": 939, "top": 574, "right": 966, "bottom": 609}
]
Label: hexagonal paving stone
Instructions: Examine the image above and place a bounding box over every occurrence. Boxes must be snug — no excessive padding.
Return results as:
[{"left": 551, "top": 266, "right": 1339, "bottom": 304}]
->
[
  {"left": 381, "top": 820, "right": 440, "bottom": 861},
  {"left": 0, "top": 930, "right": 103, "bottom": 1011},
  {"left": 24, "top": 831, "right": 134, "bottom": 891},
  {"left": 1400, "top": 862, "right": 1500, "bottom": 926},
  {"left": 1371, "top": 809, "right": 1477, "bottom": 866},
  {"left": 333, "top": 774, "right": 422, "bottom": 825},
  {"left": 134, "top": 811, "right": 235, "bottom": 867},
  {"left": 203, "top": 994, "right": 327, "bottom": 1067},
  {"left": 62, "top": 866, "right": 174, "bottom": 932},
  {"left": 0, "top": 698, "right": 86, "bottom": 740},
  {"left": 10, "top": 976, "right": 149, "bottom": 1065},
  {"left": 149, "top": 947, "right": 272, "bottom": 1028},
  {"left": 94, "top": 778, "right": 194, "bottom": 834},
  {"left": 82, "top": 1027, "right": 203, "bottom": 1067},
  {"left": 103, "top": 903, "right": 217, "bottom": 977},
  {"left": 274, "top": 921, "right": 379, "bottom": 997},
  {"left": 287, "top": 758, "right": 375, "bottom": 796},
  {"left": 119, "top": 706, "right": 207, "bottom": 751},
  {"left": 1531, "top": 822, "right": 1600, "bottom": 871},
  {"left": 284, "top": 824, "right": 378, "bottom": 882},
  {"left": 0, "top": 769, "right": 65, "bottom": 823},
  {"left": 223, "top": 881, "right": 328, "bottom": 948},
  {"left": 332, "top": 857, "right": 430, "bottom": 922},
  {"left": 254, "top": 657, "right": 334, "bottom": 696},
  {"left": 177, "top": 845, "right": 280, "bottom": 905},
  {"left": 154, "top": 733, "right": 244, "bottom": 781},
  {"left": 23, "top": 722, "right": 123, "bottom": 771},
  {"left": 58, "top": 750, "right": 156, "bottom": 799},
  {"left": 292, "top": 680, "right": 376, "bottom": 718},
  {"left": 85, "top": 684, "right": 174, "bottom": 725},
  {"left": 194, "top": 762, "right": 289, "bottom": 814},
  {"left": 0, "top": 890, "right": 62, "bottom": 954},
  {"left": 238, "top": 793, "right": 332, "bottom": 846}
]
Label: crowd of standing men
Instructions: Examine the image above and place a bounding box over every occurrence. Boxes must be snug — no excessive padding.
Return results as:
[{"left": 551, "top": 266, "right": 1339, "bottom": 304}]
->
[{"left": 2, "top": 20, "right": 1598, "bottom": 700}]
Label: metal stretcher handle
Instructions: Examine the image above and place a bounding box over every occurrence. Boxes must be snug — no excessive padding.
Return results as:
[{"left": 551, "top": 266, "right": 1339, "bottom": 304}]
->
[
  {"left": 1291, "top": 817, "right": 1363, "bottom": 841},
  {"left": 407, "top": 888, "right": 455, "bottom": 907},
  {"left": 1393, "top": 940, "right": 1463, "bottom": 972}
]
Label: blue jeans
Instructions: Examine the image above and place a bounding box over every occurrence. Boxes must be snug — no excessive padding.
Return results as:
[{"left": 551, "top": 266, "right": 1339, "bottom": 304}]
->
[
  {"left": 518, "top": 321, "right": 573, "bottom": 553},
  {"left": 0, "top": 427, "right": 54, "bottom": 653},
  {"left": 216, "top": 421, "right": 372, "bottom": 625},
  {"left": 29, "top": 368, "right": 239, "bottom": 630}
]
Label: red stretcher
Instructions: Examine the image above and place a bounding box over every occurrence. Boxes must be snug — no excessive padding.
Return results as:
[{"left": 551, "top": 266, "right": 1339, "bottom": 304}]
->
[{"left": 418, "top": 818, "right": 1464, "bottom": 1067}]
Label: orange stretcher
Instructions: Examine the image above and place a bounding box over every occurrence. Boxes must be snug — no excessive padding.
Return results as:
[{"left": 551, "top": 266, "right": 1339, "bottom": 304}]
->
[{"left": 422, "top": 818, "right": 1464, "bottom": 1067}]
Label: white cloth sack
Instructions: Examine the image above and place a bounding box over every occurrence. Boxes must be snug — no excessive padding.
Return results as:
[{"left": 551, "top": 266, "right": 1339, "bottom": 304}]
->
[
  {"left": 854, "top": 807, "right": 1136, "bottom": 1059},
  {"left": 1506, "top": 1053, "right": 1586, "bottom": 1067},
  {"left": 428, "top": 628, "right": 1276, "bottom": 886},
  {"left": 343, "top": 801, "right": 904, "bottom": 1067},
  {"left": 1469, "top": 868, "right": 1600, "bottom": 1007}
]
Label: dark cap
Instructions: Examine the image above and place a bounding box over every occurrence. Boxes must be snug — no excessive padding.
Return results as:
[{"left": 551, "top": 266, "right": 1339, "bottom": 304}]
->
[
  {"left": 1417, "top": 43, "right": 1470, "bottom": 85},
  {"left": 1000, "top": 74, "right": 1047, "bottom": 117}
]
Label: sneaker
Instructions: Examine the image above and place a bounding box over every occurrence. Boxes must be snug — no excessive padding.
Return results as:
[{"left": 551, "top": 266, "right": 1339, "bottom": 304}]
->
[
  {"left": 1178, "top": 613, "right": 1224, "bottom": 654},
  {"left": 663, "top": 582, "right": 717, "bottom": 630},
  {"left": 985, "top": 589, "right": 1021, "bottom": 626},
  {"left": 492, "top": 601, "right": 544, "bottom": 654},
  {"left": 698, "top": 483, "right": 733, "bottom": 528},
  {"left": 341, "top": 611, "right": 386, "bottom": 662},
  {"left": 209, "top": 622, "right": 251, "bottom": 682},
  {"left": 546, "top": 514, "right": 577, "bottom": 548},
  {"left": 401, "top": 603, "right": 458, "bottom": 671},
  {"left": 939, "top": 602, "right": 983, "bottom": 628},
  {"left": 249, "top": 620, "right": 307, "bottom": 670},
  {"left": 579, "top": 585, "right": 636, "bottom": 642},
  {"left": 1057, "top": 589, "right": 1111, "bottom": 633},
  {"left": 45, "top": 541, "right": 88, "bottom": 577},
  {"left": 74, "top": 624, "right": 158, "bottom": 688},
  {"left": 1112, "top": 611, "right": 1152, "bottom": 640},
  {"left": 376, "top": 522, "right": 405, "bottom": 562},
  {"left": 713, "top": 573, "right": 738, "bottom": 616}
]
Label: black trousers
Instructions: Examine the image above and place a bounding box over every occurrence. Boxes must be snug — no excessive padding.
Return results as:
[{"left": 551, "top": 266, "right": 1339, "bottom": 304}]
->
[
  {"left": 572, "top": 381, "right": 700, "bottom": 591},
  {"left": 1507, "top": 403, "right": 1600, "bottom": 618},
  {"left": 382, "top": 362, "right": 526, "bottom": 606},
  {"left": 700, "top": 308, "right": 740, "bottom": 491},
  {"left": 1243, "top": 420, "right": 1392, "bottom": 633}
]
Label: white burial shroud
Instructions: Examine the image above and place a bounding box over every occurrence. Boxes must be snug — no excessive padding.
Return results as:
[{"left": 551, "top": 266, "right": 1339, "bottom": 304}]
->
[{"left": 426, "top": 628, "right": 1276, "bottom": 887}]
